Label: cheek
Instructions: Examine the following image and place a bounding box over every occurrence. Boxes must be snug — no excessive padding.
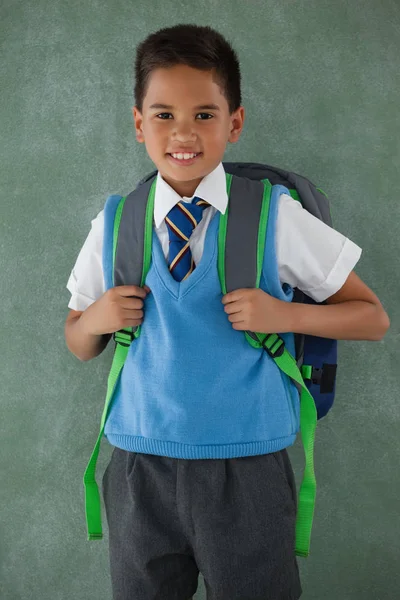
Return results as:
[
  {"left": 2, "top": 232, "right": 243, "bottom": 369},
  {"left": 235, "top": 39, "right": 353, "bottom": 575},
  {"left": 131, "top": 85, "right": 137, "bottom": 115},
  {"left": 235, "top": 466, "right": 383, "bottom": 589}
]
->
[
  {"left": 205, "top": 125, "right": 228, "bottom": 144},
  {"left": 144, "top": 127, "right": 168, "bottom": 151}
]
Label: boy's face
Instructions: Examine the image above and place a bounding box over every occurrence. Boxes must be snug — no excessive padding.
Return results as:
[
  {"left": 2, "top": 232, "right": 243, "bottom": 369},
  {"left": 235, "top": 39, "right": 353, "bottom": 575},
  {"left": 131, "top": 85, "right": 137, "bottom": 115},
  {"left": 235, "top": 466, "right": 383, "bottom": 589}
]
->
[{"left": 132, "top": 64, "right": 245, "bottom": 198}]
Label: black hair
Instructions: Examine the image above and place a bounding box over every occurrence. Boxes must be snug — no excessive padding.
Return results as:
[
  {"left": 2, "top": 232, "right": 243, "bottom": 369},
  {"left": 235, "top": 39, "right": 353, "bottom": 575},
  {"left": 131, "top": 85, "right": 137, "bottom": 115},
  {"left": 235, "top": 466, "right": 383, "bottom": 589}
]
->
[{"left": 134, "top": 23, "right": 242, "bottom": 114}]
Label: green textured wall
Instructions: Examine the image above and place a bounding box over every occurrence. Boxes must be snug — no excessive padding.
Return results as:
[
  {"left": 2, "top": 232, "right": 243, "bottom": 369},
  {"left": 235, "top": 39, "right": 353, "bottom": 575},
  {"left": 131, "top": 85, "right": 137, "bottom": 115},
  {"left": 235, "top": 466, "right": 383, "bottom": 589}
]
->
[{"left": 1, "top": 1, "right": 398, "bottom": 598}]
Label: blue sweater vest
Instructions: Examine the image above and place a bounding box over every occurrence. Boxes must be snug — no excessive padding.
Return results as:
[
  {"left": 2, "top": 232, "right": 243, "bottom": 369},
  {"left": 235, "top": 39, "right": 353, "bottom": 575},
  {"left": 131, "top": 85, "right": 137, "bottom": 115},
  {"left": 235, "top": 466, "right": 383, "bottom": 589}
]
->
[{"left": 103, "top": 189, "right": 300, "bottom": 458}]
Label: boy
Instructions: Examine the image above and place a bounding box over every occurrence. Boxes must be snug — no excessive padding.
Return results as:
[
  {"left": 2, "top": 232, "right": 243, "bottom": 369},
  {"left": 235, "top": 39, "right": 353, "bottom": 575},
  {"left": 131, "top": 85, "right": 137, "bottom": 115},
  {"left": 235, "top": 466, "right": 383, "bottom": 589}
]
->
[{"left": 65, "top": 24, "right": 390, "bottom": 600}]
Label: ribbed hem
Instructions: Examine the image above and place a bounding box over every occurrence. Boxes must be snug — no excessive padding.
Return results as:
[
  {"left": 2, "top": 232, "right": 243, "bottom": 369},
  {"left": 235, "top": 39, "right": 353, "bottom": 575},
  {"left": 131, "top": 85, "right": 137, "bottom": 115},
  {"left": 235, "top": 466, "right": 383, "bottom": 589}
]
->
[{"left": 104, "top": 433, "right": 297, "bottom": 458}]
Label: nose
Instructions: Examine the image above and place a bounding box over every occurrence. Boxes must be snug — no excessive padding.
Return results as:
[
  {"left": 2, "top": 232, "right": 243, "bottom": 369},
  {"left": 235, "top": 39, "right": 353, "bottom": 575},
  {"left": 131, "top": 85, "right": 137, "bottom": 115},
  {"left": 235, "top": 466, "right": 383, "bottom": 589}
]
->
[{"left": 172, "top": 120, "right": 197, "bottom": 141}]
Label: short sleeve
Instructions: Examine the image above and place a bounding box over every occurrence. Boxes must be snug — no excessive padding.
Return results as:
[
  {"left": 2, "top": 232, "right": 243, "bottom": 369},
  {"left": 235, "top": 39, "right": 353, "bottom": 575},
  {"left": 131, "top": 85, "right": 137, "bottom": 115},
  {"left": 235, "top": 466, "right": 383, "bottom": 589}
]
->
[
  {"left": 276, "top": 193, "right": 362, "bottom": 303},
  {"left": 66, "top": 210, "right": 105, "bottom": 311}
]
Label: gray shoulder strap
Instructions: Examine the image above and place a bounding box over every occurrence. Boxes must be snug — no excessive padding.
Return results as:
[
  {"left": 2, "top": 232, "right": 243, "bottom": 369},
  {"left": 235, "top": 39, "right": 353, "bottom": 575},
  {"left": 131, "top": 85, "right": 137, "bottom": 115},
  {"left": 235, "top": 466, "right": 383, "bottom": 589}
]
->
[
  {"left": 224, "top": 173, "right": 265, "bottom": 292},
  {"left": 113, "top": 175, "right": 156, "bottom": 287}
]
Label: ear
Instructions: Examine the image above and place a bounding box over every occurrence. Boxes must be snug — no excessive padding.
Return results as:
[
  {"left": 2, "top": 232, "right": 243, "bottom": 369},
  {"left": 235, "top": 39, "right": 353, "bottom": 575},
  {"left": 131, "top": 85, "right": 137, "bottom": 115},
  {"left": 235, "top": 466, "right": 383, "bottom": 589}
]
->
[
  {"left": 228, "top": 106, "right": 245, "bottom": 144},
  {"left": 132, "top": 106, "right": 145, "bottom": 143}
]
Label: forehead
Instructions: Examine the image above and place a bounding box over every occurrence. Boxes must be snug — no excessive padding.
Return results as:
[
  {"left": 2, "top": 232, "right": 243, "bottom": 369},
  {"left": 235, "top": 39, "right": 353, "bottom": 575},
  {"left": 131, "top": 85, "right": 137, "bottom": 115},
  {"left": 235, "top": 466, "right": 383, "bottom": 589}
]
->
[{"left": 143, "top": 64, "right": 228, "bottom": 110}]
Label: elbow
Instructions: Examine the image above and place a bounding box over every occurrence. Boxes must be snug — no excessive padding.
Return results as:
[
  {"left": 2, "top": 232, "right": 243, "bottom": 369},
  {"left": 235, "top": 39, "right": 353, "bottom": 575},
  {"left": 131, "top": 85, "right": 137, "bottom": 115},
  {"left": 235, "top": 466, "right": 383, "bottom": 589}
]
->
[
  {"left": 65, "top": 339, "right": 87, "bottom": 362},
  {"left": 64, "top": 328, "right": 89, "bottom": 362},
  {"left": 373, "top": 309, "right": 390, "bottom": 341}
]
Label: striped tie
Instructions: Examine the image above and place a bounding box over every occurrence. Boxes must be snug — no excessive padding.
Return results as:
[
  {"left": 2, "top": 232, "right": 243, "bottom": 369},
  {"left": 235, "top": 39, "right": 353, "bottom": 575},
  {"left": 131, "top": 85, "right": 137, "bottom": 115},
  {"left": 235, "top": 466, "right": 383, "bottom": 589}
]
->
[{"left": 165, "top": 196, "right": 211, "bottom": 281}]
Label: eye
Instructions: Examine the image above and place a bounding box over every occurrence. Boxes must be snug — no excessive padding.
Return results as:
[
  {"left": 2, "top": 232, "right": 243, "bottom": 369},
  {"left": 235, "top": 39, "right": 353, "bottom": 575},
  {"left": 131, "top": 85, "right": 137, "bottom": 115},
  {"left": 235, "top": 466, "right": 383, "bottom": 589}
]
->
[
  {"left": 196, "top": 113, "right": 213, "bottom": 120},
  {"left": 156, "top": 113, "right": 213, "bottom": 120}
]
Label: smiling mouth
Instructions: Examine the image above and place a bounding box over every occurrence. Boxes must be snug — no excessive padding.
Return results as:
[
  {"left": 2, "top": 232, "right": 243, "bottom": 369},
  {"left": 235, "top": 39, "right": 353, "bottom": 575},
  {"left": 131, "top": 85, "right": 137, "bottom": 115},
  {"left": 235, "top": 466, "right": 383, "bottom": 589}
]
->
[{"left": 167, "top": 153, "right": 203, "bottom": 165}]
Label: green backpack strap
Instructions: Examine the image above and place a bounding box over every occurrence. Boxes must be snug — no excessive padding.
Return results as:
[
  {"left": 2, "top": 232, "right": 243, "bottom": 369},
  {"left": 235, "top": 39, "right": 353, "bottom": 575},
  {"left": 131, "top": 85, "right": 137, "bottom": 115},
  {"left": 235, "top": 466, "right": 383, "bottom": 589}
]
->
[
  {"left": 257, "top": 336, "right": 317, "bottom": 558},
  {"left": 82, "top": 179, "right": 156, "bottom": 540},
  {"left": 218, "top": 174, "right": 317, "bottom": 557}
]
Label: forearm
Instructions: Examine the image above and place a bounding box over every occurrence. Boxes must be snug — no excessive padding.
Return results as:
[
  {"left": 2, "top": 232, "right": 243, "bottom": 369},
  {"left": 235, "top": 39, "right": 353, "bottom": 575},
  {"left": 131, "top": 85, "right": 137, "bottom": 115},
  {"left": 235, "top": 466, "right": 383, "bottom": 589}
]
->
[
  {"left": 284, "top": 300, "right": 389, "bottom": 341},
  {"left": 65, "top": 312, "right": 111, "bottom": 361}
]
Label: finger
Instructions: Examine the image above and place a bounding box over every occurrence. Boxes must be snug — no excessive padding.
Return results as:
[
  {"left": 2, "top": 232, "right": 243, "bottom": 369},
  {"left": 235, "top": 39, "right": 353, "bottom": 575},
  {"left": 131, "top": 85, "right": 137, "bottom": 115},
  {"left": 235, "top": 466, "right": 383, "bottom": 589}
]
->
[
  {"left": 118, "top": 285, "right": 148, "bottom": 298},
  {"left": 221, "top": 292, "right": 236, "bottom": 305},
  {"left": 224, "top": 300, "right": 243, "bottom": 314},
  {"left": 122, "top": 308, "right": 143, "bottom": 319},
  {"left": 232, "top": 321, "right": 246, "bottom": 330},
  {"left": 228, "top": 312, "right": 244, "bottom": 323},
  {"left": 222, "top": 289, "right": 248, "bottom": 304},
  {"left": 121, "top": 296, "right": 145, "bottom": 310}
]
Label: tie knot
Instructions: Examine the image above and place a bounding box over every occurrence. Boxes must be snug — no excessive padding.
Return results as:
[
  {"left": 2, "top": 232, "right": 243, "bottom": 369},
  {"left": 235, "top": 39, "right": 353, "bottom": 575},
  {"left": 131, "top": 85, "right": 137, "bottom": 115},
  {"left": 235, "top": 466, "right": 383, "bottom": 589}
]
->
[
  {"left": 181, "top": 196, "right": 211, "bottom": 220},
  {"left": 192, "top": 196, "right": 211, "bottom": 209},
  {"left": 166, "top": 196, "right": 211, "bottom": 242}
]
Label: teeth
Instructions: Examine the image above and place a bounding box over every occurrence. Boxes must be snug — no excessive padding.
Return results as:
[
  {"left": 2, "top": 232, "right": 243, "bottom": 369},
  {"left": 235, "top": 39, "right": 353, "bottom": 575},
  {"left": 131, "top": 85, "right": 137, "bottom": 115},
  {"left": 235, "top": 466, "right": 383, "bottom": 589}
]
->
[{"left": 171, "top": 153, "right": 199, "bottom": 160}]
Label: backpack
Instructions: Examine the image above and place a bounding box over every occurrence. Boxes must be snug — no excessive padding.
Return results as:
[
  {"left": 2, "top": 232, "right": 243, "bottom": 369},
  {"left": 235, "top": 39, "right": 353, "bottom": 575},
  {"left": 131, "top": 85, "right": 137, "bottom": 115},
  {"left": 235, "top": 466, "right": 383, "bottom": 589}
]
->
[{"left": 83, "top": 162, "right": 338, "bottom": 558}]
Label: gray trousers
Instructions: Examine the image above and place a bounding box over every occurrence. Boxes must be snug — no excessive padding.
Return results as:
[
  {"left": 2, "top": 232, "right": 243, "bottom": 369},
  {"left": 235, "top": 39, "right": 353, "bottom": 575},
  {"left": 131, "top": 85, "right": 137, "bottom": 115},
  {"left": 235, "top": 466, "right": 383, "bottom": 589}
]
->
[{"left": 102, "top": 446, "right": 302, "bottom": 600}]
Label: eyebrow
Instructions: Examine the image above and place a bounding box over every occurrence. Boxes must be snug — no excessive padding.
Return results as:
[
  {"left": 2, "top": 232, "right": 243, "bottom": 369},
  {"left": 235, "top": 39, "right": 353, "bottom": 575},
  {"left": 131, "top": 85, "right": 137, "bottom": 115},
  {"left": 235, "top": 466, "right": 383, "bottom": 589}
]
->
[{"left": 149, "top": 103, "right": 220, "bottom": 111}]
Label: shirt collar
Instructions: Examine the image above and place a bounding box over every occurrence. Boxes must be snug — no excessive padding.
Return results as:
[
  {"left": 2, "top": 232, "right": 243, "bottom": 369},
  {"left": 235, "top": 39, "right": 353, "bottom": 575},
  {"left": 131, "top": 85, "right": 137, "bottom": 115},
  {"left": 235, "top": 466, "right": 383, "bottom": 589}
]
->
[{"left": 153, "top": 162, "right": 228, "bottom": 228}]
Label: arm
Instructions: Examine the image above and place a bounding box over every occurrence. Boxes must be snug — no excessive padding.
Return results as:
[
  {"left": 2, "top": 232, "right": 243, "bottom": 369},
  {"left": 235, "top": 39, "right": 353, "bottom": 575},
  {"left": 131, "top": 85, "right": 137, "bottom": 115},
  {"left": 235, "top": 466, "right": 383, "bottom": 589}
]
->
[
  {"left": 287, "top": 271, "right": 390, "bottom": 341},
  {"left": 222, "top": 271, "right": 390, "bottom": 342},
  {"left": 64, "top": 309, "right": 112, "bottom": 362}
]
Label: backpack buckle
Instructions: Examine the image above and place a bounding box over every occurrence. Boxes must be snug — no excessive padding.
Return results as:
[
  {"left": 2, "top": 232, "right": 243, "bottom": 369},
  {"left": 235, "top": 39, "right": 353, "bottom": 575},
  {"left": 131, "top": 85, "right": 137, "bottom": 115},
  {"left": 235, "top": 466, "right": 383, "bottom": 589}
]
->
[
  {"left": 261, "top": 333, "right": 285, "bottom": 358},
  {"left": 113, "top": 329, "right": 134, "bottom": 347}
]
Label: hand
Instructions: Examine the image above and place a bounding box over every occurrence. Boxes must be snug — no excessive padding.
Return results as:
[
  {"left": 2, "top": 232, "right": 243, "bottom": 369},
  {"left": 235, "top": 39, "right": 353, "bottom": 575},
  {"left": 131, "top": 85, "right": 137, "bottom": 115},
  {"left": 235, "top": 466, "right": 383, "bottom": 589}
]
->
[
  {"left": 81, "top": 285, "right": 151, "bottom": 336},
  {"left": 221, "top": 288, "right": 291, "bottom": 333}
]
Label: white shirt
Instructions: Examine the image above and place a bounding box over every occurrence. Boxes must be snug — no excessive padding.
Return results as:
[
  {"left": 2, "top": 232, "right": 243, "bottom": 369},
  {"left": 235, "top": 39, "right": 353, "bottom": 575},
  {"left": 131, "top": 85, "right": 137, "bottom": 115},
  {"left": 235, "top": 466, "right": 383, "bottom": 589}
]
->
[{"left": 66, "top": 162, "right": 362, "bottom": 311}]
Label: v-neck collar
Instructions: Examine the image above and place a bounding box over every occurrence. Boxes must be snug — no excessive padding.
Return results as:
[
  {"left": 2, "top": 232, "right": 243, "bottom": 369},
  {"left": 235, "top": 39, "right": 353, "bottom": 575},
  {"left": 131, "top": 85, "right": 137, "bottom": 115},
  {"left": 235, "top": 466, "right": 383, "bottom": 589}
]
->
[{"left": 151, "top": 210, "right": 220, "bottom": 299}]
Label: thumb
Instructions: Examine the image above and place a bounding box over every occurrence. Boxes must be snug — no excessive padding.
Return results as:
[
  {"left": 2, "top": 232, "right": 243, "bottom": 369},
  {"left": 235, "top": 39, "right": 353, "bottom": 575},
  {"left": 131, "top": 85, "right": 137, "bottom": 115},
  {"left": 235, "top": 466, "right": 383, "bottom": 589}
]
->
[{"left": 143, "top": 285, "right": 151, "bottom": 294}]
